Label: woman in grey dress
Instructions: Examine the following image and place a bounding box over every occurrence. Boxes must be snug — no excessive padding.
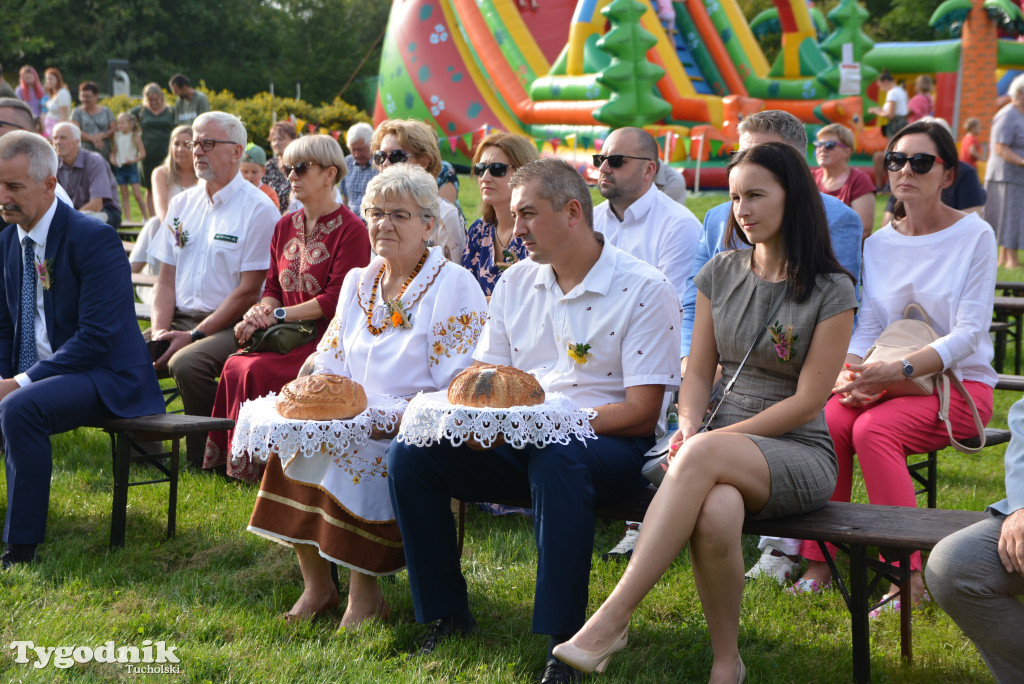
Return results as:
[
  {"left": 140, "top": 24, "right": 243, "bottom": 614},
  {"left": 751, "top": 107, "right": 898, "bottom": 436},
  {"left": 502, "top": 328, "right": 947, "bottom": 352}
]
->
[
  {"left": 985, "top": 73, "right": 1024, "bottom": 268},
  {"left": 553, "top": 143, "right": 858, "bottom": 683}
]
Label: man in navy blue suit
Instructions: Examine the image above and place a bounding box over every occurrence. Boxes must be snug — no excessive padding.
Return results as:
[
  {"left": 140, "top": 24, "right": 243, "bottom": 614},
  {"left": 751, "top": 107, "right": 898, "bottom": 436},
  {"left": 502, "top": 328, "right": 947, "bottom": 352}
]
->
[{"left": 0, "top": 130, "right": 164, "bottom": 568}]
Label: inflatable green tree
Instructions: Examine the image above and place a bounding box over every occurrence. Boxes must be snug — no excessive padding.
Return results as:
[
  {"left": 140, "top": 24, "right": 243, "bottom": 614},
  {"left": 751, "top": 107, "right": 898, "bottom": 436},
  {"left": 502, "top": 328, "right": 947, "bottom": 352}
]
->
[
  {"left": 817, "top": 0, "right": 878, "bottom": 93},
  {"left": 593, "top": 0, "right": 670, "bottom": 128}
]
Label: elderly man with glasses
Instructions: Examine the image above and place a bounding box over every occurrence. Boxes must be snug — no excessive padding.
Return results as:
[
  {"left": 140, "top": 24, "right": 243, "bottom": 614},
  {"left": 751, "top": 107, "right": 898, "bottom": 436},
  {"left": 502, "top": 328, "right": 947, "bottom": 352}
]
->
[{"left": 147, "top": 111, "right": 278, "bottom": 466}]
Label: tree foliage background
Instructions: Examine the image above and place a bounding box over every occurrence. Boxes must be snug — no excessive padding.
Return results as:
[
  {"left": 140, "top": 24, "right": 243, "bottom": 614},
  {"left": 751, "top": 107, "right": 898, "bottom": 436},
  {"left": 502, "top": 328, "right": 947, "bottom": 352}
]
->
[{"left": 0, "top": 0, "right": 390, "bottom": 111}]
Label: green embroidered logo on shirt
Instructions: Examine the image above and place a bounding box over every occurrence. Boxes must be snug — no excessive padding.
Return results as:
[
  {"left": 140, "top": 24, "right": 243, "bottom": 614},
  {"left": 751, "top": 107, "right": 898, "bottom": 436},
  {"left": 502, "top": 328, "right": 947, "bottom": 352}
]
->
[{"left": 213, "top": 233, "right": 239, "bottom": 243}]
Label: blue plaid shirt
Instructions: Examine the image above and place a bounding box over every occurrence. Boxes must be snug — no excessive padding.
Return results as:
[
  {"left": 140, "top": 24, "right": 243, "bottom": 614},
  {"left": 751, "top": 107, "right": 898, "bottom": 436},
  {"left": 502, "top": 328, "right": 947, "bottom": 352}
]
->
[{"left": 341, "top": 154, "right": 378, "bottom": 215}]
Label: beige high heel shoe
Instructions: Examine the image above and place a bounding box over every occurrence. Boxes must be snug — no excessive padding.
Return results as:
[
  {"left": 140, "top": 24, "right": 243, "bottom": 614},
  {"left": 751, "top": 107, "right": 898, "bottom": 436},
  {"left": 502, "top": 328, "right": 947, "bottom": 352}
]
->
[{"left": 551, "top": 629, "right": 628, "bottom": 674}]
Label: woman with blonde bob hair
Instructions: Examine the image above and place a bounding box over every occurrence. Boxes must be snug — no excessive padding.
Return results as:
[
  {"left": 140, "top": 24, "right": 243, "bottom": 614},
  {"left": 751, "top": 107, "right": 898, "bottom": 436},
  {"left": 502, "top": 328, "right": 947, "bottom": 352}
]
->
[
  {"left": 244, "top": 163, "right": 486, "bottom": 628},
  {"left": 204, "top": 133, "right": 371, "bottom": 482},
  {"left": 462, "top": 131, "right": 540, "bottom": 295},
  {"left": 371, "top": 119, "right": 466, "bottom": 261},
  {"left": 812, "top": 123, "right": 875, "bottom": 242}
]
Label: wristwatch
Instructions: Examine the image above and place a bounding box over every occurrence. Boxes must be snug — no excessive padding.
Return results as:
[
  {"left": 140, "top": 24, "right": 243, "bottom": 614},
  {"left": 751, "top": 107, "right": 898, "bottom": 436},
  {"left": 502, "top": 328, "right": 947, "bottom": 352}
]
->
[
  {"left": 273, "top": 307, "right": 287, "bottom": 324},
  {"left": 899, "top": 358, "right": 914, "bottom": 380},
  {"left": 189, "top": 328, "right": 206, "bottom": 343}
]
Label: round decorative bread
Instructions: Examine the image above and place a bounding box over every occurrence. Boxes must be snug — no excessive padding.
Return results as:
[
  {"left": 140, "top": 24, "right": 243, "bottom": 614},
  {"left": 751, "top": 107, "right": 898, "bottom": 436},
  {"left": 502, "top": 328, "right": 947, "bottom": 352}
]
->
[
  {"left": 276, "top": 373, "right": 367, "bottom": 421},
  {"left": 447, "top": 365, "right": 545, "bottom": 409}
]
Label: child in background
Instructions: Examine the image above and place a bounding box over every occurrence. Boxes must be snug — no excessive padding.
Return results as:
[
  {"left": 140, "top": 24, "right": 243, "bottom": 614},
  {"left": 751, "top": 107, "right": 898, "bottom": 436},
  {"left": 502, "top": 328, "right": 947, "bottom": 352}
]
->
[
  {"left": 960, "top": 117, "right": 984, "bottom": 169},
  {"left": 241, "top": 143, "right": 280, "bottom": 211},
  {"left": 111, "top": 112, "right": 149, "bottom": 221}
]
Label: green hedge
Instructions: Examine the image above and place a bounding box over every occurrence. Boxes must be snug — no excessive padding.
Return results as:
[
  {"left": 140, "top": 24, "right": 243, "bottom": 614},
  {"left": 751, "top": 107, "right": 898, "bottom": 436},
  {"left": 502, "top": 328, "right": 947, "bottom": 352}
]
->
[{"left": 101, "top": 84, "right": 371, "bottom": 153}]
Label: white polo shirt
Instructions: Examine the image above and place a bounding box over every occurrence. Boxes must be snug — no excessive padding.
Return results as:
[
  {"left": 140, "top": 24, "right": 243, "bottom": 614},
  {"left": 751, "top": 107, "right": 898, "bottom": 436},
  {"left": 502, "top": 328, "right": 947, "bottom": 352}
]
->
[
  {"left": 475, "top": 240, "right": 681, "bottom": 411},
  {"left": 152, "top": 172, "right": 278, "bottom": 313},
  {"left": 593, "top": 184, "right": 701, "bottom": 304}
]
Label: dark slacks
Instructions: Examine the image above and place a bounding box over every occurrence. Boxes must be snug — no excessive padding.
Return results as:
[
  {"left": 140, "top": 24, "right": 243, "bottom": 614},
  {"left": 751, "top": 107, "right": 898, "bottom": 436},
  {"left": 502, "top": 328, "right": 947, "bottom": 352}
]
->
[
  {"left": 387, "top": 433, "right": 652, "bottom": 636},
  {"left": 1, "top": 373, "right": 113, "bottom": 544}
]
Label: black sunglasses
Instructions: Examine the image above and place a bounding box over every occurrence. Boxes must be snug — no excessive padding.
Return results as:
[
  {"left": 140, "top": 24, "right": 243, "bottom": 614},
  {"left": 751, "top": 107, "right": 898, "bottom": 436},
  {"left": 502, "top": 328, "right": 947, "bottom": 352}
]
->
[
  {"left": 884, "top": 152, "right": 946, "bottom": 175},
  {"left": 184, "top": 139, "right": 237, "bottom": 152},
  {"left": 472, "top": 162, "right": 512, "bottom": 177},
  {"left": 282, "top": 161, "right": 321, "bottom": 177},
  {"left": 813, "top": 140, "right": 848, "bottom": 151},
  {"left": 0, "top": 118, "right": 26, "bottom": 131},
  {"left": 592, "top": 154, "right": 652, "bottom": 168},
  {"left": 373, "top": 149, "right": 409, "bottom": 166}
]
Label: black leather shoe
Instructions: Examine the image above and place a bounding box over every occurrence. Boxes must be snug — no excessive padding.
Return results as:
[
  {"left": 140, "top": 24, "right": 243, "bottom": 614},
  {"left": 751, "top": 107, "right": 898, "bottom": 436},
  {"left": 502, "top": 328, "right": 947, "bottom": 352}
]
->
[
  {"left": 0, "top": 544, "right": 36, "bottom": 569},
  {"left": 415, "top": 612, "right": 479, "bottom": 655},
  {"left": 539, "top": 657, "right": 584, "bottom": 683}
]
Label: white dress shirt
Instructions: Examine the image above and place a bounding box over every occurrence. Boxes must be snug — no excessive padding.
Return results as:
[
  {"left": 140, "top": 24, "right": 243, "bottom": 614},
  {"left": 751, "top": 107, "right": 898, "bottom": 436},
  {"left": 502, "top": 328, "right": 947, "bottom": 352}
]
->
[
  {"left": 476, "top": 241, "right": 681, "bottom": 413},
  {"left": 593, "top": 184, "right": 701, "bottom": 303},
  {"left": 151, "top": 172, "right": 279, "bottom": 313},
  {"left": 14, "top": 197, "right": 59, "bottom": 386}
]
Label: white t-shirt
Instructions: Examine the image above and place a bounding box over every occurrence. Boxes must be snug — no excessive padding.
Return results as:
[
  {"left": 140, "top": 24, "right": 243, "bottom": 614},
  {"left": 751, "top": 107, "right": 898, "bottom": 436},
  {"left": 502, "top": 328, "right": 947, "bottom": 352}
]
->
[
  {"left": 886, "top": 85, "right": 909, "bottom": 117},
  {"left": 851, "top": 213, "right": 997, "bottom": 386},
  {"left": 475, "top": 241, "right": 681, "bottom": 411},
  {"left": 152, "top": 172, "right": 279, "bottom": 313},
  {"left": 45, "top": 87, "right": 71, "bottom": 119},
  {"left": 593, "top": 184, "right": 701, "bottom": 303}
]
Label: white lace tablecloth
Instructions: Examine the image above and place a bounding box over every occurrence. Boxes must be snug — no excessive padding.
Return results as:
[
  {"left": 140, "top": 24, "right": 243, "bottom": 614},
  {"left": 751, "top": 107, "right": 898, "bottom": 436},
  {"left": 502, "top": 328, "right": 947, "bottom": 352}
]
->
[
  {"left": 230, "top": 392, "right": 407, "bottom": 464},
  {"left": 397, "top": 390, "right": 597, "bottom": 449}
]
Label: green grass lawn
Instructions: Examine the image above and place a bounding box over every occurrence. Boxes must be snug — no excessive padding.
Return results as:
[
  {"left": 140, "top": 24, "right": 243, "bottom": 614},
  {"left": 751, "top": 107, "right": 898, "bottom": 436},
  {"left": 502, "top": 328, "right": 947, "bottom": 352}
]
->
[{"left": 0, "top": 182, "right": 1014, "bottom": 682}]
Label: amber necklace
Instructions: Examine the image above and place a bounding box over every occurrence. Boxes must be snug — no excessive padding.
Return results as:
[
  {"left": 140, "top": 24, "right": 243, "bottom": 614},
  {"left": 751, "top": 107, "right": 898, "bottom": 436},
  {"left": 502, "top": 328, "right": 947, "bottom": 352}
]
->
[{"left": 366, "top": 249, "right": 429, "bottom": 336}]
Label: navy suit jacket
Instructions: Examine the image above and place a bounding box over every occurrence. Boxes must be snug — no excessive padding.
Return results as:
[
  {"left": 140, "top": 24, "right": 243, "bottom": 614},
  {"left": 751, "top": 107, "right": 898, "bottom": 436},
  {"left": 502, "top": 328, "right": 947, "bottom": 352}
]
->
[{"left": 0, "top": 201, "right": 164, "bottom": 417}]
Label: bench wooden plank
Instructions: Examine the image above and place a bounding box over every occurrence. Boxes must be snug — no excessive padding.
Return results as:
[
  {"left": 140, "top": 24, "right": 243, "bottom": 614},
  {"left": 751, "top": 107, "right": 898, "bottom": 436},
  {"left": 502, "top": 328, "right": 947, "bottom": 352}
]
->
[
  {"left": 132, "top": 272, "right": 158, "bottom": 287},
  {"left": 135, "top": 302, "right": 151, "bottom": 321},
  {"left": 95, "top": 413, "right": 232, "bottom": 439}
]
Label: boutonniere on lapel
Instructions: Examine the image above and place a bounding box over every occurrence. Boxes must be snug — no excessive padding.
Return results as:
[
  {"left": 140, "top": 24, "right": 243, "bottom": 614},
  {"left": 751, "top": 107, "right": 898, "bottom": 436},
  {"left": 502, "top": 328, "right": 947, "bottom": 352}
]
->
[
  {"left": 34, "top": 255, "right": 54, "bottom": 290},
  {"left": 567, "top": 342, "right": 593, "bottom": 365},
  {"left": 385, "top": 297, "right": 412, "bottom": 329},
  {"left": 769, "top": 321, "right": 798, "bottom": 362},
  {"left": 170, "top": 217, "right": 189, "bottom": 248}
]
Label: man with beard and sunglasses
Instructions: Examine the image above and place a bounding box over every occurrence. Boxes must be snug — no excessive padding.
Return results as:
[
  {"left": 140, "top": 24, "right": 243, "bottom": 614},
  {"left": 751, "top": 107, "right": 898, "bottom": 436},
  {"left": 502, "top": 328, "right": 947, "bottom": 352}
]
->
[{"left": 146, "top": 111, "right": 278, "bottom": 466}]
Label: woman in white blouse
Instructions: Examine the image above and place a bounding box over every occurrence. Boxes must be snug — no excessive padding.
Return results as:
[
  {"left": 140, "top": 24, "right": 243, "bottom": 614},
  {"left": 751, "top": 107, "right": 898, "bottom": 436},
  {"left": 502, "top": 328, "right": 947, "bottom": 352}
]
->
[
  {"left": 246, "top": 164, "right": 488, "bottom": 628},
  {"left": 796, "top": 121, "right": 997, "bottom": 612}
]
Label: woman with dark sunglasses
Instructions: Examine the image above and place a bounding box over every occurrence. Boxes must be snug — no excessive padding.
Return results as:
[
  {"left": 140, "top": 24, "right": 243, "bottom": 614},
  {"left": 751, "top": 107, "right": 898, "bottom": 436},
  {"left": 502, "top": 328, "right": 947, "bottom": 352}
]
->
[
  {"left": 462, "top": 131, "right": 540, "bottom": 296},
  {"left": 812, "top": 124, "right": 875, "bottom": 243},
  {"left": 202, "top": 133, "right": 371, "bottom": 482},
  {"left": 370, "top": 119, "right": 466, "bottom": 262},
  {"left": 985, "top": 73, "right": 1024, "bottom": 268},
  {"left": 794, "top": 121, "right": 996, "bottom": 614}
]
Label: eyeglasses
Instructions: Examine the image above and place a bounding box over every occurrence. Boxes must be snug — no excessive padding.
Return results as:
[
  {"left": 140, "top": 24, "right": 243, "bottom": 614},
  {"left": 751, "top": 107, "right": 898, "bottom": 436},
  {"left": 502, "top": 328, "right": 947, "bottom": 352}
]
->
[
  {"left": 282, "top": 161, "right": 321, "bottom": 177},
  {"left": 884, "top": 152, "right": 946, "bottom": 175},
  {"left": 373, "top": 149, "right": 409, "bottom": 166},
  {"left": 472, "top": 162, "right": 512, "bottom": 177},
  {"left": 364, "top": 207, "right": 418, "bottom": 224},
  {"left": 184, "top": 139, "right": 237, "bottom": 152},
  {"left": 813, "top": 140, "right": 848, "bottom": 151},
  {"left": 0, "top": 119, "right": 26, "bottom": 131},
  {"left": 592, "top": 154, "right": 652, "bottom": 168}
]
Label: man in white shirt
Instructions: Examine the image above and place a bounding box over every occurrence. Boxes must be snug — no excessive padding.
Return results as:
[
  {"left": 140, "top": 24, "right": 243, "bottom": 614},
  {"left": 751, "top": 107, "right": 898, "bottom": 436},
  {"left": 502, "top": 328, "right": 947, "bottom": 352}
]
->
[
  {"left": 387, "top": 159, "right": 681, "bottom": 684},
  {"left": 149, "top": 111, "right": 278, "bottom": 465},
  {"left": 592, "top": 126, "right": 701, "bottom": 303}
]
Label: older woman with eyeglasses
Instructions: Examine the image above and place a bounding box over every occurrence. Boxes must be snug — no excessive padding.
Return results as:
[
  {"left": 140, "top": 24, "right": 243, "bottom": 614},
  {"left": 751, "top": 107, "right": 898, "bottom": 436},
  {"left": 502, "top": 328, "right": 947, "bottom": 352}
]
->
[
  {"left": 813, "top": 123, "right": 876, "bottom": 242},
  {"left": 130, "top": 83, "right": 176, "bottom": 217},
  {"left": 462, "top": 132, "right": 540, "bottom": 296},
  {"left": 245, "top": 163, "right": 486, "bottom": 628},
  {"left": 202, "top": 134, "right": 371, "bottom": 482},
  {"left": 371, "top": 119, "right": 466, "bottom": 261},
  {"left": 793, "top": 121, "right": 996, "bottom": 614}
]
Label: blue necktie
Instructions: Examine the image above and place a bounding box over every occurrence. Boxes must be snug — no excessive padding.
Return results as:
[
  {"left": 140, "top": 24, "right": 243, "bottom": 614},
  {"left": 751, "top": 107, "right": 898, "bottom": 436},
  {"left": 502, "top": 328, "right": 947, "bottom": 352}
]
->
[{"left": 18, "top": 235, "right": 37, "bottom": 373}]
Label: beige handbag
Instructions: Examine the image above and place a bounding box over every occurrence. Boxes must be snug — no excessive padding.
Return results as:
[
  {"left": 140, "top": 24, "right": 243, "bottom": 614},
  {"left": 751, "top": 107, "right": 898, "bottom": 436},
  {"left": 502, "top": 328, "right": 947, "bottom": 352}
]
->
[{"left": 861, "top": 303, "right": 986, "bottom": 454}]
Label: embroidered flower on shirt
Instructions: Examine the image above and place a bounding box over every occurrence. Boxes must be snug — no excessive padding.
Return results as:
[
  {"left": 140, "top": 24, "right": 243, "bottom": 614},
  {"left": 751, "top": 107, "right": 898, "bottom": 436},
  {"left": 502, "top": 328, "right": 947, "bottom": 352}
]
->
[
  {"left": 170, "top": 217, "right": 189, "bottom": 248},
  {"left": 567, "top": 342, "right": 593, "bottom": 365},
  {"left": 35, "top": 255, "right": 53, "bottom": 290},
  {"left": 769, "top": 321, "right": 798, "bottom": 362}
]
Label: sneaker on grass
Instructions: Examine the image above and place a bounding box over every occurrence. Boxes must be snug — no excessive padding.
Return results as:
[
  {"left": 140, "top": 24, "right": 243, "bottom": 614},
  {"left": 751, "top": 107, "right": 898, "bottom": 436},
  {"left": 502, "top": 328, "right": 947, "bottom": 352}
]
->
[
  {"left": 600, "top": 522, "right": 640, "bottom": 562},
  {"left": 745, "top": 546, "right": 800, "bottom": 585}
]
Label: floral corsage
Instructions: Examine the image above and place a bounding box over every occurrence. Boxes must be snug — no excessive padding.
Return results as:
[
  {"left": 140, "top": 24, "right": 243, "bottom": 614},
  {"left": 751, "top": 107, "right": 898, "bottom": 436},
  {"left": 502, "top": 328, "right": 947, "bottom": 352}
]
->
[
  {"left": 567, "top": 342, "right": 593, "bottom": 365},
  {"left": 170, "top": 217, "right": 189, "bottom": 248},
  {"left": 385, "top": 298, "right": 412, "bottom": 329},
  {"left": 769, "top": 321, "right": 798, "bottom": 362},
  {"left": 35, "top": 255, "right": 54, "bottom": 290}
]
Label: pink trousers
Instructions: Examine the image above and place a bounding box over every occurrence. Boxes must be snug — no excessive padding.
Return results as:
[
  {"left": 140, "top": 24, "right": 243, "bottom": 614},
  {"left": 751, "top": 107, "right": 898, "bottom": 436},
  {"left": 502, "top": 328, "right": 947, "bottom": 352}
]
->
[{"left": 801, "top": 380, "right": 994, "bottom": 570}]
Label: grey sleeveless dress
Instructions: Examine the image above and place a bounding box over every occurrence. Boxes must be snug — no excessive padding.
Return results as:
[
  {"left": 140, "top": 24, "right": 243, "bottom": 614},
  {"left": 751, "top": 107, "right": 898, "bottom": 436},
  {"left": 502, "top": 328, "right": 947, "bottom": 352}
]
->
[{"left": 694, "top": 249, "right": 858, "bottom": 519}]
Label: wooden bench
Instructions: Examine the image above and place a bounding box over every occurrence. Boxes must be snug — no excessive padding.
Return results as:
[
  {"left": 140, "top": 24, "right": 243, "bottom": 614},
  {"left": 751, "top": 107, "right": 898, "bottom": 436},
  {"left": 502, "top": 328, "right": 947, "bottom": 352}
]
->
[
  {"left": 470, "top": 494, "right": 985, "bottom": 683},
  {"left": 135, "top": 302, "right": 151, "bottom": 321},
  {"left": 993, "top": 295, "right": 1024, "bottom": 374},
  {"left": 90, "top": 413, "right": 233, "bottom": 548},
  {"left": 132, "top": 272, "right": 158, "bottom": 287}
]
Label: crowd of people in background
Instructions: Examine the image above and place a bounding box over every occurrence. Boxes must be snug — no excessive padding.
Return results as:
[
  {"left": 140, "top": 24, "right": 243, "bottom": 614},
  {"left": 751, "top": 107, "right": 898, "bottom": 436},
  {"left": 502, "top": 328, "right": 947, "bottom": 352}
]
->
[{"left": 0, "top": 58, "right": 1022, "bottom": 684}]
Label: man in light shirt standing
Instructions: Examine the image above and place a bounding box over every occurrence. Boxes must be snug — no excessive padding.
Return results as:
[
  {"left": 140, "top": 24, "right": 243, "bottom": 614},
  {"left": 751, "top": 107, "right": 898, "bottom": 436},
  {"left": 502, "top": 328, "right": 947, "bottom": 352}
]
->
[{"left": 148, "top": 111, "right": 278, "bottom": 466}]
